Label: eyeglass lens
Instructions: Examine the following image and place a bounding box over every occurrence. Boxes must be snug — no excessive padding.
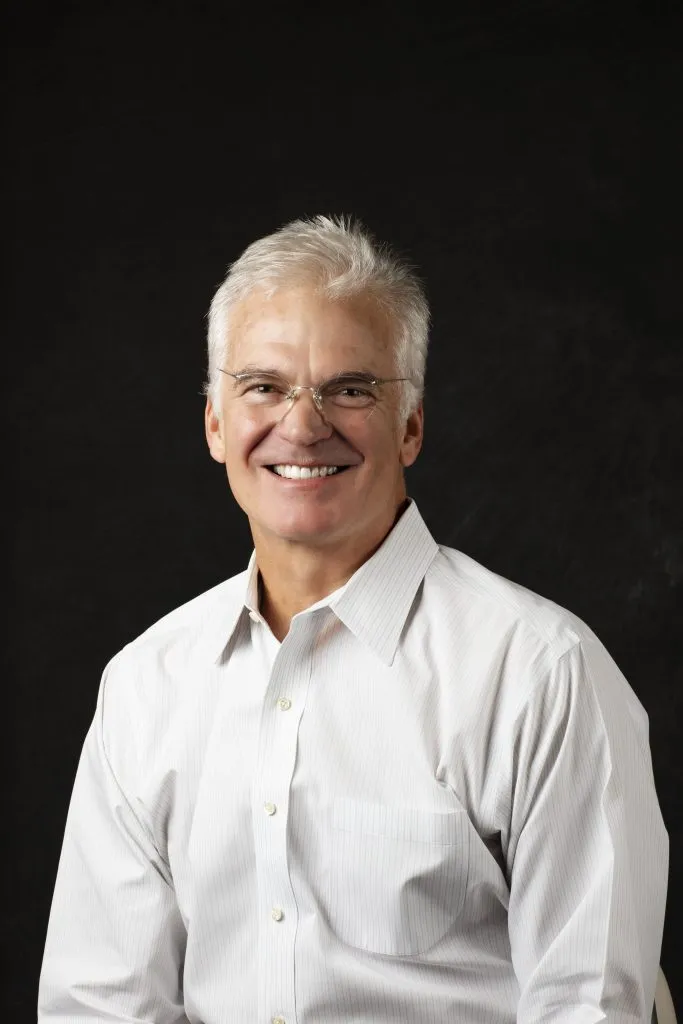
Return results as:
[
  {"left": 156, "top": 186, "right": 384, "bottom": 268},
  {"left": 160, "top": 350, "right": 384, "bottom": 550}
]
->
[{"left": 232, "top": 373, "right": 381, "bottom": 417}]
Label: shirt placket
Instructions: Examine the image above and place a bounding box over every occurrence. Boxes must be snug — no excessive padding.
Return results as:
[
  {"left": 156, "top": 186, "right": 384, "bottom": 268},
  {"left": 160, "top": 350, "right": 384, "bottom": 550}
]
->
[{"left": 252, "top": 612, "right": 318, "bottom": 1024}]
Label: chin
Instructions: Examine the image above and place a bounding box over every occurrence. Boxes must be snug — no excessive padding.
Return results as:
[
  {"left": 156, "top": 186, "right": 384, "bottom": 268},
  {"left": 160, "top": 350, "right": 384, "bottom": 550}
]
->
[{"left": 262, "top": 510, "right": 346, "bottom": 546}]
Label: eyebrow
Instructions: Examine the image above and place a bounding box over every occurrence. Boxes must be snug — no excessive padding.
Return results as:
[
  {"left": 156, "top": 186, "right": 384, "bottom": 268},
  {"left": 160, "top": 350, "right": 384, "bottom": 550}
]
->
[{"left": 230, "top": 365, "right": 382, "bottom": 381}]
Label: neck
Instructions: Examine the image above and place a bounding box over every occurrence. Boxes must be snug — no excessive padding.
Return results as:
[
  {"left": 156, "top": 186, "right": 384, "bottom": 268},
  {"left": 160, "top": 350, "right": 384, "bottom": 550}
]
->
[{"left": 253, "top": 499, "right": 409, "bottom": 642}]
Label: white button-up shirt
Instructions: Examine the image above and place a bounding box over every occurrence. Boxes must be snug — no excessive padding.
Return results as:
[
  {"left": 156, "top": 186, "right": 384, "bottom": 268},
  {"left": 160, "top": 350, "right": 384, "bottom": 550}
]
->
[{"left": 38, "top": 500, "right": 668, "bottom": 1023}]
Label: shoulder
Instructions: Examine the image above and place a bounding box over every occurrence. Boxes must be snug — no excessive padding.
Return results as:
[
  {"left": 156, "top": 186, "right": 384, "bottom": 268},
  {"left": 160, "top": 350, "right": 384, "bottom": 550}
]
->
[
  {"left": 422, "top": 544, "right": 649, "bottom": 746},
  {"left": 426, "top": 543, "right": 591, "bottom": 659},
  {"left": 123, "top": 569, "right": 248, "bottom": 660},
  {"left": 97, "top": 569, "right": 248, "bottom": 753}
]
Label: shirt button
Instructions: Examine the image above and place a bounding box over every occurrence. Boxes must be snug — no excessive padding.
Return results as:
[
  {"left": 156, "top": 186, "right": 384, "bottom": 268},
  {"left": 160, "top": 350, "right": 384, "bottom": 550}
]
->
[
  {"left": 264, "top": 802, "right": 277, "bottom": 815},
  {"left": 272, "top": 1018, "right": 286, "bottom": 1024},
  {"left": 271, "top": 906, "right": 284, "bottom": 922},
  {"left": 277, "top": 697, "right": 292, "bottom": 711}
]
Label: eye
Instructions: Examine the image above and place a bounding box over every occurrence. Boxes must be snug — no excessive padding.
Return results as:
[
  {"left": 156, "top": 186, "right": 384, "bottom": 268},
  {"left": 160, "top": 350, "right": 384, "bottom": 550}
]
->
[
  {"left": 324, "top": 379, "right": 377, "bottom": 407},
  {"left": 238, "top": 376, "right": 288, "bottom": 399}
]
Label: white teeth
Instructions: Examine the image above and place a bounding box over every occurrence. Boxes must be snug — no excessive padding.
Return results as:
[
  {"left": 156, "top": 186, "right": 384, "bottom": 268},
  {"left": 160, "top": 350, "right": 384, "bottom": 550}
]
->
[{"left": 272, "top": 465, "right": 341, "bottom": 479}]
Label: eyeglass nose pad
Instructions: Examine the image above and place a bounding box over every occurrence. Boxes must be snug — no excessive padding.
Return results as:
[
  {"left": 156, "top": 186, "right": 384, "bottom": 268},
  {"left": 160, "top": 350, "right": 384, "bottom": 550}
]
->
[
  {"left": 282, "top": 385, "right": 328, "bottom": 423},
  {"left": 311, "top": 388, "right": 326, "bottom": 415}
]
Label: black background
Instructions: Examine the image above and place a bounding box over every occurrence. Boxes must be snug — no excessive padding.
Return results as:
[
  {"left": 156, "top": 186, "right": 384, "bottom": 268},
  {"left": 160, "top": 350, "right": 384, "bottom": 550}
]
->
[{"left": 6, "top": 0, "right": 682, "bottom": 1016}]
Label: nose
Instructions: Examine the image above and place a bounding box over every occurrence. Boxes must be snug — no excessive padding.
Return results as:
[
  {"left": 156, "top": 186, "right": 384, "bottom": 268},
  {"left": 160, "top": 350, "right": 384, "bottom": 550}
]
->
[{"left": 274, "top": 389, "right": 334, "bottom": 445}]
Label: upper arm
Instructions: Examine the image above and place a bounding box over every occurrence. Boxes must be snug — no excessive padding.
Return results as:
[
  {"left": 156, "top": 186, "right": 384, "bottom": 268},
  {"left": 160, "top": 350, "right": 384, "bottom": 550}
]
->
[
  {"left": 505, "top": 639, "right": 668, "bottom": 1023},
  {"left": 38, "top": 668, "right": 189, "bottom": 1023}
]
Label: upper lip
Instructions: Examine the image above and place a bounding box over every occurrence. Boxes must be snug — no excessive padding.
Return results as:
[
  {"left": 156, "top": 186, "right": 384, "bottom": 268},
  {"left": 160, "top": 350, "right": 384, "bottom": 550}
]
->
[{"left": 263, "top": 460, "right": 353, "bottom": 467}]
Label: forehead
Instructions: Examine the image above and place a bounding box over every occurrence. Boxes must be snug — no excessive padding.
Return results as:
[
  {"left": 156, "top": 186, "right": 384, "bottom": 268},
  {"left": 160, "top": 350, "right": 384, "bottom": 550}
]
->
[{"left": 226, "top": 286, "right": 395, "bottom": 368}]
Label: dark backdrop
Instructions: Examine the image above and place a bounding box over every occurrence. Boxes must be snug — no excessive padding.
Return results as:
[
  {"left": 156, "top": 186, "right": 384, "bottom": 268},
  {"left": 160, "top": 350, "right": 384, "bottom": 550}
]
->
[{"left": 6, "top": 0, "right": 681, "bottom": 1016}]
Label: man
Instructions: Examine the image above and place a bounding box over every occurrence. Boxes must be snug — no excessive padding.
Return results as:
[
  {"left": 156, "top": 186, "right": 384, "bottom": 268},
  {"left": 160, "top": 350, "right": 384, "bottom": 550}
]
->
[{"left": 39, "top": 216, "right": 668, "bottom": 1022}]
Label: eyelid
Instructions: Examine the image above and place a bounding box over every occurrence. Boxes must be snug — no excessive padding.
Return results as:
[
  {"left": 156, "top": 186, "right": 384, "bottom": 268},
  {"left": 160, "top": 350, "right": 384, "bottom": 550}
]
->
[
  {"left": 323, "top": 375, "right": 377, "bottom": 388},
  {"left": 323, "top": 378, "right": 374, "bottom": 391},
  {"left": 236, "top": 374, "right": 289, "bottom": 391}
]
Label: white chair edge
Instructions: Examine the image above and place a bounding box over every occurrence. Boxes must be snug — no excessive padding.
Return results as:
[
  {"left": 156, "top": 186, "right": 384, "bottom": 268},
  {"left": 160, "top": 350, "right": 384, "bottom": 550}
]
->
[{"left": 655, "top": 965, "right": 677, "bottom": 1024}]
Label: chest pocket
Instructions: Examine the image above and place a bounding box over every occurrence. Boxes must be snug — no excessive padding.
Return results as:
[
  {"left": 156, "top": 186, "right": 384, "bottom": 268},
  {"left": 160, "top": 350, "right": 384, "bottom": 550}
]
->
[{"left": 322, "top": 799, "right": 470, "bottom": 956}]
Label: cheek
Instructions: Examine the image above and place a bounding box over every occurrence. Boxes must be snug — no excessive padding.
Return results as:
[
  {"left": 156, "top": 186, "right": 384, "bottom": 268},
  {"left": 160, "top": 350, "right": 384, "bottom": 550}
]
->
[
  {"left": 366, "top": 414, "right": 402, "bottom": 456},
  {"left": 225, "top": 417, "right": 267, "bottom": 465}
]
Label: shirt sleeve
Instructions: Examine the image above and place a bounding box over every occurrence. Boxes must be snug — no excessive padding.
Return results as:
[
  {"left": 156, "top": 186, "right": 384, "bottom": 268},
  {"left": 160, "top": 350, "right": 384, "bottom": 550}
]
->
[
  {"left": 505, "top": 636, "right": 668, "bottom": 1023},
  {"left": 37, "top": 664, "right": 189, "bottom": 1023}
]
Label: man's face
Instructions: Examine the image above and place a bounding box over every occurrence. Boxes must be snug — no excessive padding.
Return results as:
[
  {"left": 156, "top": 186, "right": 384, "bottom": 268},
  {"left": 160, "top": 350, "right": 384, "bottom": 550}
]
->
[{"left": 205, "top": 286, "right": 423, "bottom": 553}]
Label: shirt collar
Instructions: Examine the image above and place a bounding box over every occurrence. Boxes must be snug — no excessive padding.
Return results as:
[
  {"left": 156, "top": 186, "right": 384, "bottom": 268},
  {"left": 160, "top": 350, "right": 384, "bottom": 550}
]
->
[
  {"left": 207, "top": 499, "right": 438, "bottom": 667},
  {"left": 329, "top": 499, "right": 438, "bottom": 665},
  {"left": 244, "top": 552, "right": 261, "bottom": 618},
  {"left": 243, "top": 552, "right": 350, "bottom": 622}
]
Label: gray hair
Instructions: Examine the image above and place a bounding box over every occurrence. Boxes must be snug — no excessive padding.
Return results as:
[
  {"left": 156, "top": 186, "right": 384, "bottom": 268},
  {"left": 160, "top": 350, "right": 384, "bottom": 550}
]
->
[{"left": 204, "top": 215, "right": 429, "bottom": 422}]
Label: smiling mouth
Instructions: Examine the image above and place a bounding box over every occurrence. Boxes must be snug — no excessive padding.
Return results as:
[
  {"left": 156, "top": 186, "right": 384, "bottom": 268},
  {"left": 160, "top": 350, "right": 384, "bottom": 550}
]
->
[{"left": 265, "top": 465, "right": 352, "bottom": 479}]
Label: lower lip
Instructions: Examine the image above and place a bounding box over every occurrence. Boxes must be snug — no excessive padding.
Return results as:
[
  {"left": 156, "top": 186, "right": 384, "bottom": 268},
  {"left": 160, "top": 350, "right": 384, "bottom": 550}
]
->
[{"left": 264, "top": 468, "right": 351, "bottom": 486}]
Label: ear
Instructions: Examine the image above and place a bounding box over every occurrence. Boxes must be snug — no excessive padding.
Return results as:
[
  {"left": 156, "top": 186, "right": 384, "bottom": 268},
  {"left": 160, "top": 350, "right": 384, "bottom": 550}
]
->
[
  {"left": 205, "top": 397, "right": 226, "bottom": 464},
  {"left": 399, "top": 401, "right": 424, "bottom": 468}
]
